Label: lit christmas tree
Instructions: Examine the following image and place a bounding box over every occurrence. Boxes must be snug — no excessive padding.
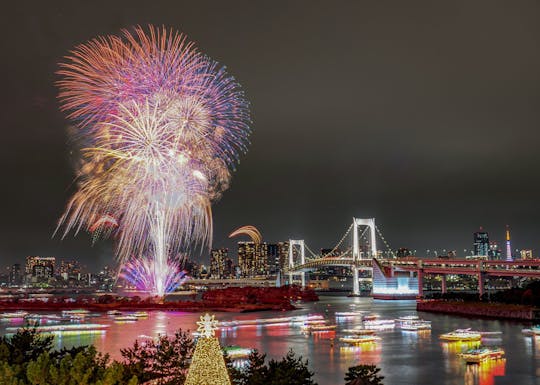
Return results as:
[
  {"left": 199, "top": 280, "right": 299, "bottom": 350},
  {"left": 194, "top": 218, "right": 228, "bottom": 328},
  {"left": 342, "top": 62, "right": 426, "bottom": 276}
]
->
[{"left": 185, "top": 313, "right": 232, "bottom": 385}]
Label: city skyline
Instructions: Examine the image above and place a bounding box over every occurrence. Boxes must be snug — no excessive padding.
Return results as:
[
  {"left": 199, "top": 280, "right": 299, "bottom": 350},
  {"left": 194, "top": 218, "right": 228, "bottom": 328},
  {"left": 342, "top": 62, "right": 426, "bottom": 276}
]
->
[{"left": 2, "top": 1, "right": 540, "bottom": 268}]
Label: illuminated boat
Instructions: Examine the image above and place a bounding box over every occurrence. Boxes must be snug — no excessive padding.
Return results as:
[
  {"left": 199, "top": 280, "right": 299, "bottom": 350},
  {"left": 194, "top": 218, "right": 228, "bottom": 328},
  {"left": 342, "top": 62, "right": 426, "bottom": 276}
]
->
[
  {"left": 114, "top": 315, "right": 138, "bottom": 322},
  {"left": 61, "top": 309, "right": 90, "bottom": 315},
  {"left": 362, "top": 314, "right": 379, "bottom": 321},
  {"left": 6, "top": 323, "right": 108, "bottom": 336},
  {"left": 107, "top": 310, "right": 122, "bottom": 316},
  {"left": 0, "top": 311, "right": 28, "bottom": 319},
  {"left": 455, "top": 328, "right": 502, "bottom": 338},
  {"left": 363, "top": 319, "right": 395, "bottom": 329},
  {"left": 343, "top": 328, "right": 377, "bottom": 335},
  {"left": 223, "top": 345, "right": 253, "bottom": 359},
  {"left": 335, "top": 312, "right": 364, "bottom": 317},
  {"left": 440, "top": 330, "right": 482, "bottom": 342},
  {"left": 132, "top": 311, "right": 149, "bottom": 318},
  {"left": 460, "top": 347, "right": 505, "bottom": 364},
  {"left": 301, "top": 322, "right": 337, "bottom": 332},
  {"left": 339, "top": 335, "right": 381, "bottom": 345},
  {"left": 25, "top": 314, "right": 63, "bottom": 321},
  {"left": 399, "top": 320, "right": 431, "bottom": 331}
]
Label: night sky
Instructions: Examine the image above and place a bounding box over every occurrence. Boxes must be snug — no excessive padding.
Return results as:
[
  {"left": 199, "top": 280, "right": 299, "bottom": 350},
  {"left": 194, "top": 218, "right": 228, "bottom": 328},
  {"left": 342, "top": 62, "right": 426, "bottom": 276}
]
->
[{"left": 2, "top": 1, "right": 540, "bottom": 269}]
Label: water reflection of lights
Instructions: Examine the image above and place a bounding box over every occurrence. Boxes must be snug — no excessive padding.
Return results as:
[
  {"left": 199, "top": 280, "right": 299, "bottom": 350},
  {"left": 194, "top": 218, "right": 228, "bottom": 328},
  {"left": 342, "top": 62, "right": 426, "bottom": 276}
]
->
[
  {"left": 442, "top": 341, "right": 481, "bottom": 355},
  {"left": 464, "top": 358, "right": 505, "bottom": 385},
  {"left": 340, "top": 344, "right": 382, "bottom": 364}
]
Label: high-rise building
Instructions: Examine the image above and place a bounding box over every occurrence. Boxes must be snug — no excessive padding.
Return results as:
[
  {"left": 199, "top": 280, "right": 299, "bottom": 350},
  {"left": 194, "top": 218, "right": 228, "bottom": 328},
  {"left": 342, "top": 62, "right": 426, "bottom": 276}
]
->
[
  {"left": 9, "top": 264, "right": 22, "bottom": 286},
  {"left": 488, "top": 242, "right": 502, "bottom": 260},
  {"left": 277, "top": 242, "right": 290, "bottom": 271},
  {"left": 520, "top": 249, "right": 533, "bottom": 260},
  {"left": 237, "top": 242, "right": 269, "bottom": 277},
  {"left": 473, "top": 228, "right": 489, "bottom": 256},
  {"left": 505, "top": 225, "right": 513, "bottom": 261},
  {"left": 25, "top": 256, "right": 56, "bottom": 283},
  {"left": 210, "top": 248, "right": 229, "bottom": 278},
  {"left": 58, "top": 260, "right": 82, "bottom": 280}
]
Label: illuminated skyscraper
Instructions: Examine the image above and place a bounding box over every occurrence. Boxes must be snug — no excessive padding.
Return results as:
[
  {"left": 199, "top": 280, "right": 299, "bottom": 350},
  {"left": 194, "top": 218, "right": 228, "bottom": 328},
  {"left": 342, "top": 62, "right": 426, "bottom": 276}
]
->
[
  {"left": 473, "top": 228, "right": 489, "bottom": 256},
  {"left": 210, "top": 248, "right": 229, "bottom": 278},
  {"left": 488, "top": 242, "right": 502, "bottom": 260},
  {"left": 505, "top": 225, "right": 513, "bottom": 261},
  {"left": 25, "top": 256, "right": 56, "bottom": 283},
  {"left": 237, "top": 242, "right": 269, "bottom": 277},
  {"left": 520, "top": 249, "right": 533, "bottom": 260}
]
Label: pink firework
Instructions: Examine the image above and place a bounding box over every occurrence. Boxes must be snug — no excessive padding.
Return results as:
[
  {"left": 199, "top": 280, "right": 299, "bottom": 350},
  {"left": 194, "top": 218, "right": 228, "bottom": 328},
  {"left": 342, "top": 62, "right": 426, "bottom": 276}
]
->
[{"left": 56, "top": 25, "right": 251, "bottom": 296}]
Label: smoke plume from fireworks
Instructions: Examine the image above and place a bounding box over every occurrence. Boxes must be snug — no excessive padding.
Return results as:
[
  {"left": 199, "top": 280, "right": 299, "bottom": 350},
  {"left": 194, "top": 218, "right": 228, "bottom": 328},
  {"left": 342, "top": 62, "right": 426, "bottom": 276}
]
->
[{"left": 56, "top": 26, "right": 251, "bottom": 295}]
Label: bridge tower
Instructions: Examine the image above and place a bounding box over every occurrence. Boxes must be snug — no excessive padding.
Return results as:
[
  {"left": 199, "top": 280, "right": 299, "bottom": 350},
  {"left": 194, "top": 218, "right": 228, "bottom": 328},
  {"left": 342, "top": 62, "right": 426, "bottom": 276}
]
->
[
  {"left": 351, "top": 218, "right": 377, "bottom": 295},
  {"left": 288, "top": 240, "right": 306, "bottom": 288}
]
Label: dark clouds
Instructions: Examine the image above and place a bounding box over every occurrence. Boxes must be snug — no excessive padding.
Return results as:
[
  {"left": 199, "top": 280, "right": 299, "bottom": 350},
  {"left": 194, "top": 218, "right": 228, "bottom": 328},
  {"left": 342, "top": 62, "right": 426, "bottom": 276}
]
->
[{"left": 1, "top": 1, "right": 540, "bottom": 267}]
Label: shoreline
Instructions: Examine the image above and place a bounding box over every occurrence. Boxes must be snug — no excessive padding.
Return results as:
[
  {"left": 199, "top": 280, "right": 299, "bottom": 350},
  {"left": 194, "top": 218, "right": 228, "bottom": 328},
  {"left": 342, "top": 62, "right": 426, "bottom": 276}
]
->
[{"left": 417, "top": 299, "right": 539, "bottom": 321}]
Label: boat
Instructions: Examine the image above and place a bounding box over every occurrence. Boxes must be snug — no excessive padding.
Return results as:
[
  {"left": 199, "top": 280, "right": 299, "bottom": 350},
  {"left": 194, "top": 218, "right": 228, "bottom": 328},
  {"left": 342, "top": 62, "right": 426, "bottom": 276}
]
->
[
  {"left": 335, "top": 311, "right": 364, "bottom": 317},
  {"left": 339, "top": 335, "right": 381, "bottom": 345},
  {"left": 362, "top": 314, "right": 379, "bottom": 321},
  {"left": 399, "top": 320, "right": 431, "bottom": 331},
  {"left": 0, "top": 311, "right": 28, "bottom": 319},
  {"left": 61, "top": 309, "right": 90, "bottom": 315},
  {"left": 223, "top": 345, "right": 253, "bottom": 359},
  {"left": 114, "top": 315, "right": 138, "bottom": 322},
  {"left": 460, "top": 347, "right": 505, "bottom": 364},
  {"left": 107, "top": 310, "right": 122, "bottom": 316},
  {"left": 455, "top": 328, "right": 502, "bottom": 337},
  {"left": 131, "top": 311, "right": 149, "bottom": 318},
  {"left": 302, "top": 324, "right": 337, "bottom": 332},
  {"left": 440, "top": 330, "right": 482, "bottom": 342},
  {"left": 6, "top": 323, "right": 109, "bottom": 336},
  {"left": 363, "top": 319, "right": 395, "bottom": 329},
  {"left": 342, "top": 328, "right": 377, "bottom": 335}
]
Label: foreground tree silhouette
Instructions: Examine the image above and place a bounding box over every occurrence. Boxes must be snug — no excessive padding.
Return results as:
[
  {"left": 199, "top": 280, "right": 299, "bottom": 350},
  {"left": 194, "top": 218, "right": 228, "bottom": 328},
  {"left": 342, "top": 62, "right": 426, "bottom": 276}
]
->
[
  {"left": 344, "top": 364, "right": 384, "bottom": 385},
  {"left": 120, "top": 329, "right": 194, "bottom": 384},
  {"left": 232, "top": 349, "right": 317, "bottom": 385}
]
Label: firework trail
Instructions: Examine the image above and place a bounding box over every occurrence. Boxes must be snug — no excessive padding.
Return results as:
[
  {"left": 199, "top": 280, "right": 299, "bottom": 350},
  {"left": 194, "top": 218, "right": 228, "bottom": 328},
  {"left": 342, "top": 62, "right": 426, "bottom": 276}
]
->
[
  {"left": 56, "top": 26, "right": 251, "bottom": 296},
  {"left": 120, "top": 257, "right": 188, "bottom": 294}
]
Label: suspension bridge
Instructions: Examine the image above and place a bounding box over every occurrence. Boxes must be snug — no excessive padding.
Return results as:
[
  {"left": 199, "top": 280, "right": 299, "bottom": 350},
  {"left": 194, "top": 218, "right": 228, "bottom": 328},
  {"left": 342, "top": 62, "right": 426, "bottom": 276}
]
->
[{"left": 280, "top": 217, "right": 540, "bottom": 298}]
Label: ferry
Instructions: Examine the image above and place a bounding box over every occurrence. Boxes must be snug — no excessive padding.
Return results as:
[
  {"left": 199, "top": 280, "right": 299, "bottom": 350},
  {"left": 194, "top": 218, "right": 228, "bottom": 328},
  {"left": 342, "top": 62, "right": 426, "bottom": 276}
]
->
[
  {"left": 522, "top": 326, "right": 540, "bottom": 336},
  {"left": 6, "top": 323, "right": 109, "bottom": 336},
  {"left": 335, "top": 311, "right": 364, "bottom": 317},
  {"left": 440, "top": 330, "right": 482, "bottom": 342},
  {"left": 362, "top": 314, "right": 379, "bottom": 321},
  {"left": 460, "top": 347, "right": 505, "bottom": 364},
  {"left": 363, "top": 319, "right": 395, "bottom": 329},
  {"left": 342, "top": 328, "right": 377, "bottom": 335},
  {"left": 61, "top": 309, "right": 90, "bottom": 315},
  {"left": 301, "top": 322, "right": 337, "bottom": 332},
  {"left": 339, "top": 335, "right": 381, "bottom": 345},
  {"left": 455, "top": 328, "right": 502, "bottom": 338},
  {"left": 132, "top": 311, "right": 149, "bottom": 318},
  {"left": 399, "top": 319, "right": 431, "bottom": 331},
  {"left": 223, "top": 345, "right": 253, "bottom": 359},
  {"left": 106, "top": 310, "right": 122, "bottom": 316},
  {"left": 0, "top": 311, "right": 28, "bottom": 319},
  {"left": 114, "top": 315, "right": 138, "bottom": 323}
]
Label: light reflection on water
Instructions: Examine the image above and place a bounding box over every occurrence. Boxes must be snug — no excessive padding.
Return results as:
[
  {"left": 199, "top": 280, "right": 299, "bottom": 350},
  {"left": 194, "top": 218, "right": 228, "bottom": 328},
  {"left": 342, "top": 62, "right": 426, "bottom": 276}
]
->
[{"left": 0, "top": 296, "right": 538, "bottom": 384}]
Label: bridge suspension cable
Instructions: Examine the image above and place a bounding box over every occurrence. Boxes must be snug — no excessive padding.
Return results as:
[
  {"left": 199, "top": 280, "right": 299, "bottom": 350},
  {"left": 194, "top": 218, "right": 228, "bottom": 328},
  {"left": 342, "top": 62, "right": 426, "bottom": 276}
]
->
[
  {"left": 303, "top": 223, "right": 354, "bottom": 260},
  {"left": 375, "top": 225, "right": 396, "bottom": 258}
]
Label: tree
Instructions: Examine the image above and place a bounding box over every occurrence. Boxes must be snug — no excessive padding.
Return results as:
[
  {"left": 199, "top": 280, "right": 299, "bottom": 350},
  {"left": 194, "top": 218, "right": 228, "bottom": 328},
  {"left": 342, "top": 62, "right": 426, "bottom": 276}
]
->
[
  {"left": 121, "top": 330, "right": 194, "bottom": 384},
  {"left": 234, "top": 349, "right": 316, "bottom": 385},
  {"left": 344, "top": 364, "right": 384, "bottom": 385}
]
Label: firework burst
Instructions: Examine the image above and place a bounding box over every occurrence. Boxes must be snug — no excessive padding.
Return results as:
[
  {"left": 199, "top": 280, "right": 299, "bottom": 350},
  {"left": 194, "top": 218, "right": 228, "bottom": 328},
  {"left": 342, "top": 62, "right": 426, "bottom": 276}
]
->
[{"left": 56, "top": 26, "right": 251, "bottom": 296}]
